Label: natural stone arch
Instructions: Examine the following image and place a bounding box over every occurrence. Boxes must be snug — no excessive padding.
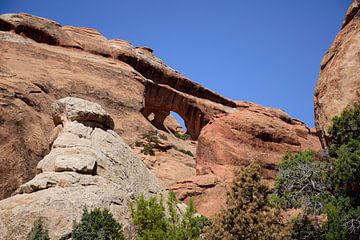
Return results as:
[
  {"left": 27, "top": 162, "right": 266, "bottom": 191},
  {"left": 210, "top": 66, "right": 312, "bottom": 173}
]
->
[{"left": 142, "top": 82, "right": 211, "bottom": 139}]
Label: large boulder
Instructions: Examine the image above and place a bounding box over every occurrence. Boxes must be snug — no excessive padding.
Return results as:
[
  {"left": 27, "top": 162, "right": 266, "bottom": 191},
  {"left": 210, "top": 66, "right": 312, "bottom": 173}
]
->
[
  {"left": 314, "top": 0, "right": 360, "bottom": 146},
  {"left": 0, "top": 97, "right": 164, "bottom": 239}
]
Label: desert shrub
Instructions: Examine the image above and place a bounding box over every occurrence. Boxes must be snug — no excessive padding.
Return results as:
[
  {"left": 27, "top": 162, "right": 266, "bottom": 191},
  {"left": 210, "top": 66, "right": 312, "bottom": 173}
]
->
[
  {"left": 175, "top": 132, "right": 191, "bottom": 141},
  {"left": 142, "top": 130, "right": 160, "bottom": 144},
  {"left": 172, "top": 145, "right": 194, "bottom": 157},
  {"left": 131, "top": 192, "right": 208, "bottom": 240},
  {"left": 72, "top": 207, "right": 124, "bottom": 240},
  {"left": 27, "top": 218, "right": 50, "bottom": 240},
  {"left": 139, "top": 130, "right": 170, "bottom": 155},
  {"left": 328, "top": 105, "right": 360, "bottom": 149},
  {"left": 141, "top": 144, "right": 155, "bottom": 156},
  {"left": 159, "top": 133, "right": 168, "bottom": 141},
  {"left": 330, "top": 139, "right": 360, "bottom": 199},
  {"left": 178, "top": 149, "right": 194, "bottom": 157},
  {"left": 290, "top": 215, "right": 323, "bottom": 240},
  {"left": 204, "top": 164, "right": 288, "bottom": 240},
  {"left": 274, "top": 105, "right": 360, "bottom": 239},
  {"left": 134, "top": 141, "right": 143, "bottom": 147},
  {"left": 274, "top": 150, "right": 331, "bottom": 214}
]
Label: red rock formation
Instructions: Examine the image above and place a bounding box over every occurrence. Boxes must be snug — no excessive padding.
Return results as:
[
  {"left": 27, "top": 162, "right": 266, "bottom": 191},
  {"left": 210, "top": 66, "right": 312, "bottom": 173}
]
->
[
  {"left": 0, "top": 12, "right": 322, "bottom": 220},
  {"left": 0, "top": 12, "right": 235, "bottom": 199},
  {"left": 171, "top": 102, "right": 321, "bottom": 217},
  {"left": 314, "top": 0, "right": 360, "bottom": 147}
]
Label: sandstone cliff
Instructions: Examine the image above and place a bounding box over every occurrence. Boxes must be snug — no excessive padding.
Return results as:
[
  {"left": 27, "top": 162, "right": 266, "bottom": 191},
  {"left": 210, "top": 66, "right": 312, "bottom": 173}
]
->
[
  {"left": 0, "top": 12, "right": 234, "bottom": 200},
  {"left": 0, "top": 12, "right": 322, "bottom": 219},
  {"left": 171, "top": 102, "right": 321, "bottom": 217},
  {"left": 0, "top": 97, "right": 164, "bottom": 239},
  {"left": 314, "top": 0, "right": 360, "bottom": 147}
]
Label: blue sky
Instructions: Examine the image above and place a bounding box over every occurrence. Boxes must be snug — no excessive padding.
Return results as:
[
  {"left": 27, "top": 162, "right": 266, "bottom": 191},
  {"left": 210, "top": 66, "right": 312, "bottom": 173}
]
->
[{"left": 1, "top": 1, "right": 352, "bottom": 127}]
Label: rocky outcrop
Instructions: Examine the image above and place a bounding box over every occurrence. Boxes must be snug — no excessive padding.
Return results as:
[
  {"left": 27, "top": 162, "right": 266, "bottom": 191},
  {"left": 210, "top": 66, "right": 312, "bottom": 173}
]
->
[
  {"left": 314, "top": 0, "right": 360, "bottom": 147},
  {"left": 197, "top": 102, "right": 321, "bottom": 178},
  {"left": 0, "top": 97, "right": 164, "bottom": 239},
  {"left": 0, "top": 12, "right": 323, "bottom": 219},
  {"left": 0, "top": 12, "right": 234, "bottom": 199},
  {"left": 171, "top": 102, "right": 321, "bottom": 217}
]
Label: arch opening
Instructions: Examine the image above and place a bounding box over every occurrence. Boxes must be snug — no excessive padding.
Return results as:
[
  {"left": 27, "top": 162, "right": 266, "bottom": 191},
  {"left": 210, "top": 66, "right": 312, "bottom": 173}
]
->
[{"left": 169, "top": 111, "right": 188, "bottom": 134}]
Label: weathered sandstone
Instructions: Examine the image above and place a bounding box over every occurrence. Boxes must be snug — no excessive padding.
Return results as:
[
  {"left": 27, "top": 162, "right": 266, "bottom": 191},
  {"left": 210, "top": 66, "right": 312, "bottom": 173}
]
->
[
  {"left": 0, "top": 97, "right": 164, "bottom": 239},
  {"left": 0, "top": 12, "right": 324, "bottom": 219},
  {"left": 0, "top": 12, "right": 233, "bottom": 199},
  {"left": 314, "top": 0, "right": 360, "bottom": 146},
  {"left": 171, "top": 102, "right": 321, "bottom": 217}
]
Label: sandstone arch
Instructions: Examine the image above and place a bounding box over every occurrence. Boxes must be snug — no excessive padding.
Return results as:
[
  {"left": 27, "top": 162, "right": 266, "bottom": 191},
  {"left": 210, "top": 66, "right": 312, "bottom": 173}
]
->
[{"left": 142, "top": 81, "right": 236, "bottom": 139}]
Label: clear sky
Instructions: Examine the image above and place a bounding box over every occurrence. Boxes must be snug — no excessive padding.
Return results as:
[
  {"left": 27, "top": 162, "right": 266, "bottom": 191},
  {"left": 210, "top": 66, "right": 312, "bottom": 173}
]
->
[{"left": 1, "top": 1, "right": 352, "bottom": 127}]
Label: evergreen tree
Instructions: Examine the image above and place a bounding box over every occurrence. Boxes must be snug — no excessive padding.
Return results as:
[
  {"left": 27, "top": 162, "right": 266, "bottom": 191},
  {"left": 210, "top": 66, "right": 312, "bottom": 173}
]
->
[
  {"left": 274, "top": 105, "right": 360, "bottom": 239},
  {"left": 27, "top": 218, "right": 50, "bottom": 240},
  {"left": 72, "top": 207, "right": 124, "bottom": 240},
  {"left": 204, "top": 164, "right": 288, "bottom": 240},
  {"left": 130, "top": 192, "right": 210, "bottom": 240}
]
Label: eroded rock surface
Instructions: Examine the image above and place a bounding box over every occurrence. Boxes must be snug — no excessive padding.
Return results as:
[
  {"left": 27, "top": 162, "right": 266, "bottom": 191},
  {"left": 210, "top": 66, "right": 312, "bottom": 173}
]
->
[
  {"left": 0, "top": 97, "right": 164, "bottom": 239},
  {"left": 0, "top": 12, "right": 234, "bottom": 199},
  {"left": 314, "top": 0, "right": 360, "bottom": 146},
  {"left": 171, "top": 102, "right": 321, "bottom": 217},
  {"left": 0, "top": 12, "right": 324, "bottom": 219}
]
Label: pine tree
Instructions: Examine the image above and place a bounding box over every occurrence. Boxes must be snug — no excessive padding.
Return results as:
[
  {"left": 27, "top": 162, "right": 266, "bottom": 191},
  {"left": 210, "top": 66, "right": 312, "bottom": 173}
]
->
[
  {"left": 204, "top": 164, "right": 288, "bottom": 240},
  {"left": 72, "top": 207, "right": 125, "bottom": 240},
  {"left": 27, "top": 218, "right": 50, "bottom": 240}
]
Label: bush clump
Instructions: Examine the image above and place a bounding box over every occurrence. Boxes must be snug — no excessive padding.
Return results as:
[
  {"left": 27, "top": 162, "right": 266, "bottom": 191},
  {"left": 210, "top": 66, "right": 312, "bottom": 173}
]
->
[
  {"left": 27, "top": 218, "right": 50, "bottom": 240},
  {"left": 131, "top": 192, "right": 210, "bottom": 240},
  {"left": 175, "top": 132, "right": 191, "bottom": 141},
  {"left": 141, "top": 143, "right": 155, "bottom": 156},
  {"left": 142, "top": 130, "right": 161, "bottom": 144},
  {"left": 274, "top": 105, "right": 360, "bottom": 239},
  {"left": 72, "top": 207, "right": 125, "bottom": 240}
]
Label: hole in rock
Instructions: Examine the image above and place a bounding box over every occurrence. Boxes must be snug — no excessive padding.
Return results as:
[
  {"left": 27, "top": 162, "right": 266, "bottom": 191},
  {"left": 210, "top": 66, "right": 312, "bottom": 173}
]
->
[{"left": 169, "top": 112, "right": 187, "bottom": 134}]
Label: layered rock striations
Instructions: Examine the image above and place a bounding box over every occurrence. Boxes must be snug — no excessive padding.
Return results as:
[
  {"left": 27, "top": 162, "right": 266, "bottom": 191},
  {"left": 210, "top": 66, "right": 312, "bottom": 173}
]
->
[
  {"left": 314, "top": 0, "right": 360, "bottom": 147},
  {"left": 171, "top": 102, "right": 321, "bottom": 217},
  {"left": 0, "top": 97, "right": 164, "bottom": 239},
  {"left": 0, "top": 12, "right": 323, "bottom": 218},
  {"left": 0, "top": 12, "right": 234, "bottom": 199}
]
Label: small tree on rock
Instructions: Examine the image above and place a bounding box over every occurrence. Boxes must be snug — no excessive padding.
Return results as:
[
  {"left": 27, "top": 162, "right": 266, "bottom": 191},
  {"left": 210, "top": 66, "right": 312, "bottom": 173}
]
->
[
  {"left": 27, "top": 218, "right": 50, "bottom": 240},
  {"left": 72, "top": 207, "right": 125, "bottom": 240},
  {"left": 204, "top": 164, "right": 289, "bottom": 240}
]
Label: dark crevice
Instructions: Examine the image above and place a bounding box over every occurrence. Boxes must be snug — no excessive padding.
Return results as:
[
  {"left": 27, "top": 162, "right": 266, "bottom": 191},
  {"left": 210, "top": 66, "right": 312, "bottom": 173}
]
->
[
  {"left": 15, "top": 25, "right": 59, "bottom": 45},
  {"left": 33, "top": 82, "right": 50, "bottom": 94},
  {"left": 14, "top": 92, "right": 34, "bottom": 107},
  {"left": 0, "top": 19, "right": 13, "bottom": 31},
  {"left": 321, "top": 53, "right": 335, "bottom": 70},
  {"left": 342, "top": 7, "right": 360, "bottom": 29}
]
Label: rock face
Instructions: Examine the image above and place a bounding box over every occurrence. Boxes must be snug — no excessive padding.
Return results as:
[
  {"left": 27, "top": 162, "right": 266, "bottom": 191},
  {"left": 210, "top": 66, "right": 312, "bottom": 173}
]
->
[
  {"left": 0, "top": 97, "right": 164, "bottom": 239},
  {"left": 0, "top": 12, "right": 323, "bottom": 219},
  {"left": 314, "top": 0, "right": 360, "bottom": 147},
  {"left": 0, "top": 12, "right": 234, "bottom": 199},
  {"left": 171, "top": 102, "right": 321, "bottom": 217}
]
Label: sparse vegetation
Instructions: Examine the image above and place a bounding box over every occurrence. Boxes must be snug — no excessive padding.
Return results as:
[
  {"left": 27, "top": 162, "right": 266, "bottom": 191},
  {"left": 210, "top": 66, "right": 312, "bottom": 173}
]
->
[
  {"left": 175, "top": 132, "right": 191, "bottom": 141},
  {"left": 204, "top": 164, "right": 289, "bottom": 240},
  {"left": 159, "top": 133, "right": 168, "bottom": 141},
  {"left": 27, "top": 218, "right": 50, "bottom": 240},
  {"left": 142, "top": 130, "right": 161, "bottom": 144},
  {"left": 130, "top": 192, "right": 210, "bottom": 240},
  {"left": 141, "top": 143, "right": 155, "bottom": 156},
  {"left": 178, "top": 149, "right": 194, "bottom": 157},
  {"left": 173, "top": 145, "right": 194, "bottom": 157},
  {"left": 136, "top": 130, "right": 171, "bottom": 156},
  {"left": 72, "top": 207, "right": 124, "bottom": 240},
  {"left": 274, "top": 105, "right": 360, "bottom": 239}
]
